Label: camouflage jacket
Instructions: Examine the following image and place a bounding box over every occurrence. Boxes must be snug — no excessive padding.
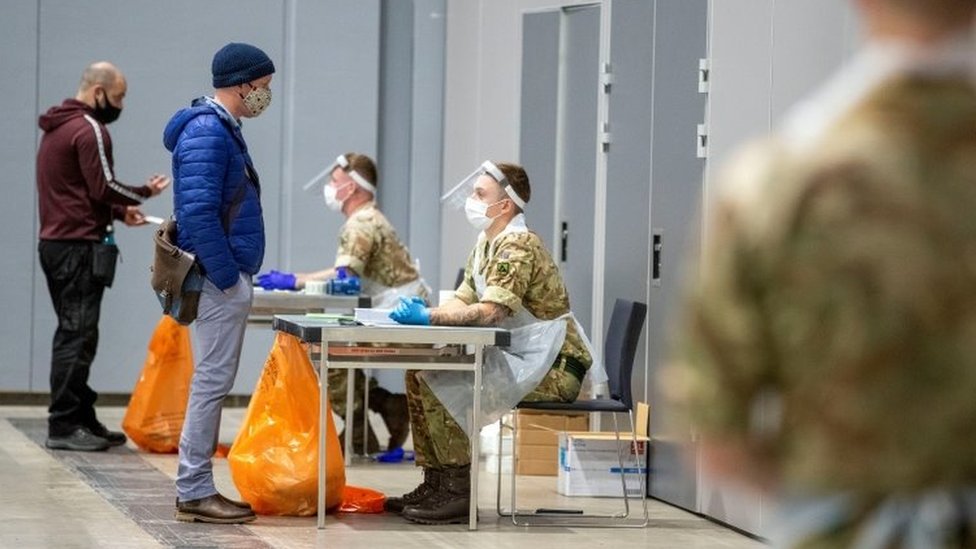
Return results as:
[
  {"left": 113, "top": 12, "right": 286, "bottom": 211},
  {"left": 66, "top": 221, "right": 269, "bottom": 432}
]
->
[
  {"left": 674, "top": 75, "right": 976, "bottom": 499},
  {"left": 335, "top": 202, "right": 420, "bottom": 289},
  {"left": 455, "top": 224, "right": 592, "bottom": 368}
]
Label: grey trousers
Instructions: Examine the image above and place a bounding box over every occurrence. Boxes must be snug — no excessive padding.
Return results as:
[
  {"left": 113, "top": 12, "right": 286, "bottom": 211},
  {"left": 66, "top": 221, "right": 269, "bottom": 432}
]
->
[{"left": 176, "top": 273, "right": 252, "bottom": 502}]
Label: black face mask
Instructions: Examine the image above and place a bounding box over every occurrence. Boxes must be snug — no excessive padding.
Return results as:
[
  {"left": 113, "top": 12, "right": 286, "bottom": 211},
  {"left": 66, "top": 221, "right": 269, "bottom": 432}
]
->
[{"left": 92, "top": 91, "right": 122, "bottom": 124}]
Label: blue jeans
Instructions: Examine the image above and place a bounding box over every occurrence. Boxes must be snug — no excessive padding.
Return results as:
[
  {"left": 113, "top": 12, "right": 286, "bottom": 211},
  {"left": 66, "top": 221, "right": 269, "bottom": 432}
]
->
[{"left": 176, "top": 273, "right": 252, "bottom": 502}]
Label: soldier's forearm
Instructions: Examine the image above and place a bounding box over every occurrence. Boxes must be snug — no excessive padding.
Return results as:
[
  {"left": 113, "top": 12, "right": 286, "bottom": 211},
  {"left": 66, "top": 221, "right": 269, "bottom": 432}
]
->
[{"left": 430, "top": 302, "right": 508, "bottom": 326}]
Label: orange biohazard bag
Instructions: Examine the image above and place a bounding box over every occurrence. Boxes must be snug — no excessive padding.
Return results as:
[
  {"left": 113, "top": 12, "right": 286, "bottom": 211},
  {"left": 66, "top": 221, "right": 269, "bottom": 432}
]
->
[
  {"left": 122, "top": 315, "right": 194, "bottom": 453},
  {"left": 338, "top": 485, "right": 386, "bottom": 514},
  {"left": 228, "top": 333, "right": 346, "bottom": 516}
]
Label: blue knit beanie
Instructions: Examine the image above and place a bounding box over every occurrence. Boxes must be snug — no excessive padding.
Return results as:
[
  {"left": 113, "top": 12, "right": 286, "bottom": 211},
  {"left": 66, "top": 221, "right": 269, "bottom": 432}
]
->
[{"left": 211, "top": 42, "right": 275, "bottom": 88}]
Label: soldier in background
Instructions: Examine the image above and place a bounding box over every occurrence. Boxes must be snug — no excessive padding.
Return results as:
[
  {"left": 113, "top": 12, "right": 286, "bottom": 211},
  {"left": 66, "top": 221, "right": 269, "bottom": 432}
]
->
[
  {"left": 388, "top": 161, "right": 593, "bottom": 524},
  {"left": 257, "top": 153, "right": 424, "bottom": 454},
  {"left": 669, "top": 0, "right": 976, "bottom": 547}
]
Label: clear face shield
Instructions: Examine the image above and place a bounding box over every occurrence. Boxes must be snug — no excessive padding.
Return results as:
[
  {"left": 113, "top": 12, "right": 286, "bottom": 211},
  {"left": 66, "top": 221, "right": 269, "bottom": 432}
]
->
[
  {"left": 301, "top": 154, "right": 378, "bottom": 196},
  {"left": 441, "top": 160, "right": 526, "bottom": 211}
]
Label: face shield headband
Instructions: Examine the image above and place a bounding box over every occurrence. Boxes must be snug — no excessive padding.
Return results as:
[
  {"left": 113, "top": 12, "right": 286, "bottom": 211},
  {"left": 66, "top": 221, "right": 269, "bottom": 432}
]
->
[
  {"left": 301, "top": 154, "right": 378, "bottom": 195},
  {"left": 440, "top": 160, "right": 526, "bottom": 210}
]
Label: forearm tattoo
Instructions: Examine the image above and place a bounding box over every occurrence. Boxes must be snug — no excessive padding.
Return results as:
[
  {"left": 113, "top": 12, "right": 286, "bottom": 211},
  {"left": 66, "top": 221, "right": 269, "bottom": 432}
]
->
[{"left": 430, "top": 302, "right": 508, "bottom": 326}]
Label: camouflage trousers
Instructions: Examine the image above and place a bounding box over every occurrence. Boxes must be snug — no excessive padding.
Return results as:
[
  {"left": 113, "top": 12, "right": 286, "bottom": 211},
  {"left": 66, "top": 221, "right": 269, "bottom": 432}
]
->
[
  {"left": 327, "top": 369, "right": 376, "bottom": 417},
  {"left": 406, "top": 359, "right": 582, "bottom": 468}
]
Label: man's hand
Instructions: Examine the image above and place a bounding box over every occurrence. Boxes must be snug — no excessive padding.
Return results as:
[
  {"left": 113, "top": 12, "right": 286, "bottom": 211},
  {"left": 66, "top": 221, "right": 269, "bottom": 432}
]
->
[
  {"left": 123, "top": 206, "right": 147, "bottom": 226},
  {"left": 146, "top": 174, "right": 172, "bottom": 197},
  {"left": 256, "top": 270, "right": 298, "bottom": 291},
  {"left": 389, "top": 296, "right": 431, "bottom": 325}
]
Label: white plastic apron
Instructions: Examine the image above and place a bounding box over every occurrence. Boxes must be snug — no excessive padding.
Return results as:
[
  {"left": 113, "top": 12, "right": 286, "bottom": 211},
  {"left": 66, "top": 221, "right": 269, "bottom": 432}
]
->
[
  {"left": 421, "top": 215, "right": 605, "bottom": 436},
  {"left": 361, "top": 271, "right": 432, "bottom": 309}
]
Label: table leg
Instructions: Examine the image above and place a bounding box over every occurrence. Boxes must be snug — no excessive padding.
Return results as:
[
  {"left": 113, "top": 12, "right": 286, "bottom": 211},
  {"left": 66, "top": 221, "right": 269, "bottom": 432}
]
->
[
  {"left": 344, "top": 368, "right": 355, "bottom": 466},
  {"left": 469, "top": 344, "right": 483, "bottom": 531},
  {"left": 318, "top": 342, "right": 329, "bottom": 529},
  {"left": 362, "top": 368, "right": 371, "bottom": 456}
]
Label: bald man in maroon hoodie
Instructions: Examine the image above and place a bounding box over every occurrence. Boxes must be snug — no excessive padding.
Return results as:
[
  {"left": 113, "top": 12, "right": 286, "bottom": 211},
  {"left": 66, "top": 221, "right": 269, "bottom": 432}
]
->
[{"left": 37, "top": 61, "right": 170, "bottom": 452}]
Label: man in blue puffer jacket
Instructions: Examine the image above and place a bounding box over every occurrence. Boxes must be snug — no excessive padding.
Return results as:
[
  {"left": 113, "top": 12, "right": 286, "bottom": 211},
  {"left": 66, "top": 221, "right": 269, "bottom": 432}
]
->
[{"left": 162, "top": 42, "right": 274, "bottom": 524}]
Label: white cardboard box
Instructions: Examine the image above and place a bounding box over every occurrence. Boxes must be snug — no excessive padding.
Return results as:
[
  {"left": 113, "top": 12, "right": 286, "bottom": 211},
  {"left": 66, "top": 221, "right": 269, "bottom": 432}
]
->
[{"left": 557, "top": 432, "right": 649, "bottom": 497}]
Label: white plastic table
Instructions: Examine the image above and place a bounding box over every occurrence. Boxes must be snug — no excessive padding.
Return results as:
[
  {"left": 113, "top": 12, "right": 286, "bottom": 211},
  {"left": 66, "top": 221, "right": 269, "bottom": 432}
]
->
[{"left": 272, "top": 314, "right": 511, "bottom": 531}]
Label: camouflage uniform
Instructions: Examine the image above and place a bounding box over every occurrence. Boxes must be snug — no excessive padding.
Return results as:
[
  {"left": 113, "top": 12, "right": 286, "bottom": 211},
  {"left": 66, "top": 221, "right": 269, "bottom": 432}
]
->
[
  {"left": 673, "top": 74, "right": 976, "bottom": 548},
  {"left": 408, "top": 226, "right": 592, "bottom": 468},
  {"left": 331, "top": 202, "right": 424, "bottom": 451},
  {"left": 335, "top": 202, "right": 426, "bottom": 297}
]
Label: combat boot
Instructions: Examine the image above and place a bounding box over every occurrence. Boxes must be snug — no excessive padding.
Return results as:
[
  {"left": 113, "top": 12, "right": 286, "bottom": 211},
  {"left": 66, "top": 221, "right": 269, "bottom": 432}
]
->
[
  {"left": 384, "top": 467, "right": 442, "bottom": 513},
  {"left": 369, "top": 386, "right": 411, "bottom": 451},
  {"left": 401, "top": 465, "right": 471, "bottom": 524}
]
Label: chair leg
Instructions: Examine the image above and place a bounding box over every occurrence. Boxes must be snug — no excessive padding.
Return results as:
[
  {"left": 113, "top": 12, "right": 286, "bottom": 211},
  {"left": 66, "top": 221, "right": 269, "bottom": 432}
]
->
[
  {"left": 510, "top": 413, "right": 521, "bottom": 524},
  {"left": 627, "top": 410, "right": 649, "bottom": 526},
  {"left": 504, "top": 411, "right": 646, "bottom": 528},
  {"left": 495, "top": 417, "right": 506, "bottom": 517},
  {"left": 612, "top": 412, "right": 631, "bottom": 519}
]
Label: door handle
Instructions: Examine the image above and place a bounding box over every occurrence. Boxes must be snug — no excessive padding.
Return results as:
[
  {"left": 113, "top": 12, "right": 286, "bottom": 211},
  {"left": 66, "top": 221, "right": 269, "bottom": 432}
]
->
[
  {"left": 652, "top": 232, "right": 662, "bottom": 284},
  {"left": 561, "top": 222, "right": 569, "bottom": 262}
]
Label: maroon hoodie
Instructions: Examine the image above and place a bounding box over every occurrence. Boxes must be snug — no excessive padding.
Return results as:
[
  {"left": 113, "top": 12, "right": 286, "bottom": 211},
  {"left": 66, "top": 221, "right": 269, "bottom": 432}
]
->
[{"left": 37, "top": 99, "right": 151, "bottom": 241}]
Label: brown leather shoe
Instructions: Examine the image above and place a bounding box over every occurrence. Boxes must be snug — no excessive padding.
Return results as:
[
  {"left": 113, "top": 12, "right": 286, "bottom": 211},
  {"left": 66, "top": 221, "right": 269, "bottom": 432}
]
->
[
  {"left": 175, "top": 494, "right": 256, "bottom": 524},
  {"left": 216, "top": 493, "right": 252, "bottom": 511}
]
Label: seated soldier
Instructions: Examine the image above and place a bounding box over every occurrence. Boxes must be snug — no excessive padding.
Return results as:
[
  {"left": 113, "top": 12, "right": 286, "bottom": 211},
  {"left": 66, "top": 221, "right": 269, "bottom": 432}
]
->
[
  {"left": 258, "top": 153, "right": 428, "bottom": 453},
  {"left": 387, "top": 161, "right": 592, "bottom": 524}
]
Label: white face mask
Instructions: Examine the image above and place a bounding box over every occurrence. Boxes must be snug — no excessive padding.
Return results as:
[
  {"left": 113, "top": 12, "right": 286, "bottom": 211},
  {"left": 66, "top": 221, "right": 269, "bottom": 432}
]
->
[
  {"left": 323, "top": 183, "right": 351, "bottom": 211},
  {"left": 241, "top": 86, "right": 272, "bottom": 117},
  {"left": 465, "top": 197, "right": 504, "bottom": 231}
]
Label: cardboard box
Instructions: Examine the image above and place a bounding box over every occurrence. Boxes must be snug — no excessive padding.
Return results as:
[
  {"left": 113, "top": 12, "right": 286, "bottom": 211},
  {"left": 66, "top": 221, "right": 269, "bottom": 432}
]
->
[
  {"left": 557, "top": 432, "right": 649, "bottom": 497},
  {"left": 517, "top": 458, "right": 558, "bottom": 476},
  {"left": 510, "top": 410, "right": 590, "bottom": 476},
  {"left": 516, "top": 409, "right": 589, "bottom": 432},
  {"left": 515, "top": 443, "right": 560, "bottom": 475}
]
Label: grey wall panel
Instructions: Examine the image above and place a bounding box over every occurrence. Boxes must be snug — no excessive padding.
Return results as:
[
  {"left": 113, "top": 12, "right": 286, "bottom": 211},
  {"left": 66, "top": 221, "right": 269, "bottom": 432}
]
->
[
  {"left": 407, "top": 0, "right": 447, "bottom": 293},
  {"left": 704, "top": 0, "right": 773, "bottom": 179},
  {"left": 645, "top": 0, "right": 708, "bottom": 512},
  {"left": 29, "top": 0, "right": 287, "bottom": 394},
  {"left": 282, "top": 0, "right": 381, "bottom": 275},
  {"left": 557, "top": 4, "right": 600, "bottom": 334},
  {"left": 699, "top": 0, "right": 774, "bottom": 533},
  {"left": 518, "top": 10, "right": 561, "bottom": 251},
  {"left": 438, "top": 0, "right": 482, "bottom": 289},
  {"left": 378, "top": 0, "right": 415, "bottom": 242},
  {"left": 0, "top": 1, "right": 39, "bottom": 391},
  {"left": 604, "top": 0, "right": 653, "bottom": 406},
  {"left": 770, "top": 0, "right": 853, "bottom": 122}
]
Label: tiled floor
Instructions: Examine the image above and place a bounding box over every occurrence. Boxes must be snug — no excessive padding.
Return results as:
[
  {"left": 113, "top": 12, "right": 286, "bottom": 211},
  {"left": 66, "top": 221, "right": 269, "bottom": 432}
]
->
[{"left": 0, "top": 406, "right": 764, "bottom": 549}]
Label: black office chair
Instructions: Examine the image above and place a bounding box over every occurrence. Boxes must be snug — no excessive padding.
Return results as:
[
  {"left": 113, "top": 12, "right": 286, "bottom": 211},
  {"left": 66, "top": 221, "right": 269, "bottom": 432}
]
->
[
  {"left": 495, "top": 298, "right": 649, "bottom": 527},
  {"left": 454, "top": 267, "right": 466, "bottom": 290}
]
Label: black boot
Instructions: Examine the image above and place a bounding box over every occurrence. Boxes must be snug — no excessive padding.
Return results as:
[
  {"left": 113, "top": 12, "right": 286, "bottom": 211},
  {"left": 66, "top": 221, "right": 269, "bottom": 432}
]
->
[
  {"left": 401, "top": 465, "right": 471, "bottom": 524},
  {"left": 369, "top": 386, "right": 410, "bottom": 451},
  {"left": 384, "top": 467, "right": 442, "bottom": 514}
]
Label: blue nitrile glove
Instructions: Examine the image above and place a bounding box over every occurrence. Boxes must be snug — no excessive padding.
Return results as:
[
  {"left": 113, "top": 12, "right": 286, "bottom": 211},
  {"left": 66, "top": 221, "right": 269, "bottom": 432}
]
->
[
  {"left": 389, "top": 296, "right": 430, "bottom": 325},
  {"left": 256, "top": 270, "right": 297, "bottom": 290}
]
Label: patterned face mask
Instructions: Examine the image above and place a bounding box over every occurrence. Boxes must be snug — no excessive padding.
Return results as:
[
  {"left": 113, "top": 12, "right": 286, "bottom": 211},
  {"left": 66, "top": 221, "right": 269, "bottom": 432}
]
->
[{"left": 240, "top": 84, "right": 272, "bottom": 117}]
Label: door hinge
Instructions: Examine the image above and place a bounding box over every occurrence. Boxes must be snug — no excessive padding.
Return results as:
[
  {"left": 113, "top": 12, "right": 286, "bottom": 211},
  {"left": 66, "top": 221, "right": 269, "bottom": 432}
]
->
[
  {"left": 696, "top": 123, "right": 709, "bottom": 159},
  {"left": 601, "top": 62, "right": 614, "bottom": 93},
  {"left": 698, "top": 58, "right": 710, "bottom": 94}
]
